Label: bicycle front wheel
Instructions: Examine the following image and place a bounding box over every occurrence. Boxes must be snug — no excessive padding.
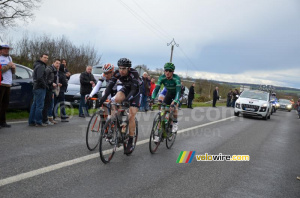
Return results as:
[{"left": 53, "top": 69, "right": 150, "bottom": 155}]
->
[
  {"left": 149, "top": 113, "right": 162, "bottom": 154},
  {"left": 166, "top": 123, "right": 176, "bottom": 149},
  {"left": 99, "top": 118, "right": 118, "bottom": 164},
  {"left": 86, "top": 112, "right": 103, "bottom": 151}
]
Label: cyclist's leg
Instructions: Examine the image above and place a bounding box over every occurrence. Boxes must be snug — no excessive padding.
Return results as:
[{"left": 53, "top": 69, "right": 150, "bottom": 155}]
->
[
  {"left": 128, "top": 94, "right": 140, "bottom": 136},
  {"left": 164, "top": 92, "right": 178, "bottom": 132}
]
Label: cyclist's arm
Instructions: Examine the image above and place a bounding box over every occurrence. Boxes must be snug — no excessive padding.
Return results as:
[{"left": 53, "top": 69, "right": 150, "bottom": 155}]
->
[
  {"left": 125, "top": 78, "right": 139, "bottom": 101},
  {"left": 173, "top": 78, "right": 181, "bottom": 104},
  {"left": 89, "top": 80, "right": 103, "bottom": 98},
  {"left": 99, "top": 76, "right": 117, "bottom": 105}
]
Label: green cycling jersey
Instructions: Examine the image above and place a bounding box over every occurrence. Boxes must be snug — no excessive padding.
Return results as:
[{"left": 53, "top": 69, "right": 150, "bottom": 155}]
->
[{"left": 151, "top": 74, "right": 181, "bottom": 103}]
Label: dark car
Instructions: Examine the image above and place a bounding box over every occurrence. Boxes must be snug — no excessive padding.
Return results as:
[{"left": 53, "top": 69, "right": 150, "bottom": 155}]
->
[
  {"left": 277, "top": 99, "right": 293, "bottom": 112},
  {"left": 8, "top": 64, "right": 33, "bottom": 111},
  {"left": 65, "top": 73, "right": 105, "bottom": 108}
]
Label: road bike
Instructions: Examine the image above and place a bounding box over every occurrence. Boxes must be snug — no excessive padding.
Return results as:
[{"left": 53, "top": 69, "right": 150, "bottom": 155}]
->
[
  {"left": 99, "top": 102, "right": 138, "bottom": 164},
  {"left": 86, "top": 98, "right": 110, "bottom": 151},
  {"left": 149, "top": 103, "right": 177, "bottom": 154}
]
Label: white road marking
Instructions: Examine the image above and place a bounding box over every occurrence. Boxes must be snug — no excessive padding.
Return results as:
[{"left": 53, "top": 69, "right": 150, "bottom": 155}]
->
[{"left": 0, "top": 116, "right": 235, "bottom": 187}]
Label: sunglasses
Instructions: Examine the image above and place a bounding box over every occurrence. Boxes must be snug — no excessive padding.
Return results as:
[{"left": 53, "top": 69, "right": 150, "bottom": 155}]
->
[
  {"left": 164, "top": 69, "right": 173, "bottom": 73},
  {"left": 118, "top": 67, "right": 127, "bottom": 71},
  {"left": 104, "top": 71, "right": 112, "bottom": 75}
]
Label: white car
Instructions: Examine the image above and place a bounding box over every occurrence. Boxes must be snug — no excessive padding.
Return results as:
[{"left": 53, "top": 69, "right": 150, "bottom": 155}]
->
[{"left": 234, "top": 90, "right": 272, "bottom": 120}]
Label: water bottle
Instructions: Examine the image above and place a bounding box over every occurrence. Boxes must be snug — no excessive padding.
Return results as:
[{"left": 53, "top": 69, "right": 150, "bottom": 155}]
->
[
  {"left": 121, "top": 111, "right": 127, "bottom": 133},
  {"left": 165, "top": 112, "right": 169, "bottom": 123}
]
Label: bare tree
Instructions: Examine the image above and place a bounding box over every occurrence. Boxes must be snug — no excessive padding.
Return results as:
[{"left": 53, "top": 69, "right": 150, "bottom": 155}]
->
[
  {"left": 0, "top": 0, "right": 42, "bottom": 27},
  {"left": 11, "top": 33, "right": 102, "bottom": 73}
]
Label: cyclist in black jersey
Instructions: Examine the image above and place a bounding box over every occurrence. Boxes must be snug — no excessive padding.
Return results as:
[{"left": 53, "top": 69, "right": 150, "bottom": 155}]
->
[{"left": 99, "top": 58, "right": 142, "bottom": 154}]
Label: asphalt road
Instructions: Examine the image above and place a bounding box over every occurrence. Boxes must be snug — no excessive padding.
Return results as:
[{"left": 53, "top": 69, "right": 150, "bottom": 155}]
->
[{"left": 0, "top": 107, "right": 299, "bottom": 198}]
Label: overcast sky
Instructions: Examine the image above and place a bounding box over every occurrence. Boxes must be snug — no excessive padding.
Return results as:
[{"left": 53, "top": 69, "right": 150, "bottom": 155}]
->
[{"left": 6, "top": 0, "right": 300, "bottom": 88}]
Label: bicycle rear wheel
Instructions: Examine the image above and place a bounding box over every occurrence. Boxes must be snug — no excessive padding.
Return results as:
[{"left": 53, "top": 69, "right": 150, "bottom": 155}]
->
[
  {"left": 99, "top": 118, "right": 118, "bottom": 164},
  {"left": 86, "top": 112, "right": 103, "bottom": 151},
  {"left": 166, "top": 123, "right": 177, "bottom": 149},
  {"left": 149, "top": 113, "right": 162, "bottom": 154},
  {"left": 123, "top": 118, "right": 139, "bottom": 156}
]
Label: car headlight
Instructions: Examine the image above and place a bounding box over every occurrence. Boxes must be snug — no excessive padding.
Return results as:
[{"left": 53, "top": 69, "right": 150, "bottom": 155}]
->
[
  {"left": 236, "top": 99, "right": 240, "bottom": 104},
  {"left": 262, "top": 103, "right": 268, "bottom": 107},
  {"left": 76, "top": 92, "right": 81, "bottom": 96},
  {"left": 276, "top": 103, "right": 280, "bottom": 107},
  {"left": 287, "top": 105, "right": 292, "bottom": 108}
]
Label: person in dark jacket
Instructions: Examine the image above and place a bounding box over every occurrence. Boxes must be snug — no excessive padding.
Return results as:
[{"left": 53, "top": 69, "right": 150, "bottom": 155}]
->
[
  {"left": 188, "top": 83, "right": 195, "bottom": 109},
  {"left": 61, "top": 59, "right": 71, "bottom": 80},
  {"left": 28, "top": 54, "right": 49, "bottom": 127},
  {"left": 226, "top": 89, "right": 233, "bottom": 107},
  {"left": 231, "top": 89, "right": 239, "bottom": 108},
  {"left": 79, "top": 66, "right": 96, "bottom": 117},
  {"left": 212, "top": 87, "right": 220, "bottom": 107},
  {"left": 54, "top": 64, "right": 69, "bottom": 122},
  {"left": 42, "top": 59, "right": 60, "bottom": 125},
  {"left": 140, "top": 72, "right": 150, "bottom": 112}
]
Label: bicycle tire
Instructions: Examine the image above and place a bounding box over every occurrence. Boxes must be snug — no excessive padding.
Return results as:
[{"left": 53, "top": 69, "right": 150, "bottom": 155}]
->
[
  {"left": 149, "top": 113, "right": 162, "bottom": 154},
  {"left": 99, "top": 118, "right": 118, "bottom": 164},
  {"left": 86, "top": 112, "right": 103, "bottom": 151},
  {"left": 166, "top": 120, "right": 177, "bottom": 149},
  {"left": 124, "top": 118, "right": 139, "bottom": 156}
]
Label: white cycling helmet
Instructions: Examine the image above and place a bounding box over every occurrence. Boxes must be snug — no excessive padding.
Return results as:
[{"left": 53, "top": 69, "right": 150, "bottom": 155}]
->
[{"left": 103, "top": 63, "right": 114, "bottom": 73}]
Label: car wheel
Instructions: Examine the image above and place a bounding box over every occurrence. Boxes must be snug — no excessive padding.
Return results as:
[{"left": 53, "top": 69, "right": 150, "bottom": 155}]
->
[
  {"left": 267, "top": 113, "right": 271, "bottom": 119},
  {"left": 234, "top": 112, "right": 239, "bottom": 116},
  {"left": 263, "top": 114, "right": 268, "bottom": 120}
]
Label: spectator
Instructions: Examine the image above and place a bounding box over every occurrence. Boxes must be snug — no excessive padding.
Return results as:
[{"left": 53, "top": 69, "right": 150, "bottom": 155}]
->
[
  {"left": 0, "top": 43, "right": 16, "bottom": 128},
  {"left": 61, "top": 59, "right": 71, "bottom": 80},
  {"left": 43, "top": 59, "right": 60, "bottom": 125},
  {"left": 188, "top": 83, "right": 195, "bottom": 109},
  {"left": 212, "top": 87, "right": 220, "bottom": 107},
  {"left": 140, "top": 72, "right": 150, "bottom": 112},
  {"left": 231, "top": 89, "right": 240, "bottom": 108},
  {"left": 178, "top": 82, "right": 186, "bottom": 109},
  {"left": 79, "top": 66, "right": 96, "bottom": 117},
  {"left": 227, "top": 89, "right": 233, "bottom": 107},
  {"left": 28, "top": 54, "right": 49, "bottom": 127},
  {"left": 149, "top": 77, "right": 156, "bottom": 96},
  {"left": 54, "top": 64, "right": 69, "bottom": 122}
]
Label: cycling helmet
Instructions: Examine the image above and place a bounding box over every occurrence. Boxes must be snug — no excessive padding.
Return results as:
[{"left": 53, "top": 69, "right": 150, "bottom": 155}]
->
[
  {"left": 103, "top": 63, "right": 114, "bottom": 73},
  {"left": 117, "top": 58, "right": 131, "bottom": 67},
  {"left": 164, "top": 62, "right": 175, "bottom": 71}
]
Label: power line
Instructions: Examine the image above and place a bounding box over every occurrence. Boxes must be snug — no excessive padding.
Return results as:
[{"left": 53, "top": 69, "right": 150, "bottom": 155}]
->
[
  {"left": 117, "top": 0, "right": 167, "bottom": 42},
  {"left": 132, "top": 0, "right": 172, "bottom": 39},
  {"left": 117, "top": 0, "right": 201, "bottom": 74}
]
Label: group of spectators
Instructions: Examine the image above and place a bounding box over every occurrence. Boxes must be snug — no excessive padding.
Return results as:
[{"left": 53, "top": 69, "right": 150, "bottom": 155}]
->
[
  {"left": 226, "top": 89, "right": 240, "bottom": 108},
  {"left": 28, "top": 54, "right": 71, "bottom": 127},
  {"left": 139, "top": 72, "right": 155, "bottom": 112}
]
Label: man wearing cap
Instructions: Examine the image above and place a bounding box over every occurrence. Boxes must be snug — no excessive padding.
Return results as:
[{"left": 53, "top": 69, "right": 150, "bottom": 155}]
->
[{"left": 0, "top": 43, "right": 16, "bottom": 128}]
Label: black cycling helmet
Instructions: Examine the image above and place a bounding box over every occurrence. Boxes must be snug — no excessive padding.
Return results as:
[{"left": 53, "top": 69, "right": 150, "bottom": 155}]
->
[{"left": 117, "top": 58, "right": 132, "bottom": 67}]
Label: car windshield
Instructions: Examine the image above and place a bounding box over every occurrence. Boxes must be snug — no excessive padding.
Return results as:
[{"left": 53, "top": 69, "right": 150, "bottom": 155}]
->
[
  {"left": 68, "top": 75, "right": 80, "bottom": 85},
  {"left": 240, "top": 91, "right": 268, "bottom": 101},
  {"left": 92, "top": 67, "right": 103, "bottom": 74},
  {"left": 278, "top": 99, "right": 291, "bottom": 104}
]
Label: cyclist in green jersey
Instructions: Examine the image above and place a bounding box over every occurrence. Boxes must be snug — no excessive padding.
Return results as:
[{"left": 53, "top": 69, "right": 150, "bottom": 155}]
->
[{"left": 150, "top": 62, "right": 181, "bottom": 132}]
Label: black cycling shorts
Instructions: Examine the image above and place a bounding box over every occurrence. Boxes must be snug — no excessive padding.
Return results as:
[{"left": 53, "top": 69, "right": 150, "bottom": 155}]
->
[
  {"left": 119, "top": 86, "right": 140, "bottom": 108},
  {"left": 163, "top": 92, "right": 176, "bottom": 105}
]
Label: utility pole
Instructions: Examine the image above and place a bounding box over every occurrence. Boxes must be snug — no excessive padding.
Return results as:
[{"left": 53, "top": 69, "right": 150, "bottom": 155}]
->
[{"left": 167, "top": 38, "right": 179, "bottom": 63}]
